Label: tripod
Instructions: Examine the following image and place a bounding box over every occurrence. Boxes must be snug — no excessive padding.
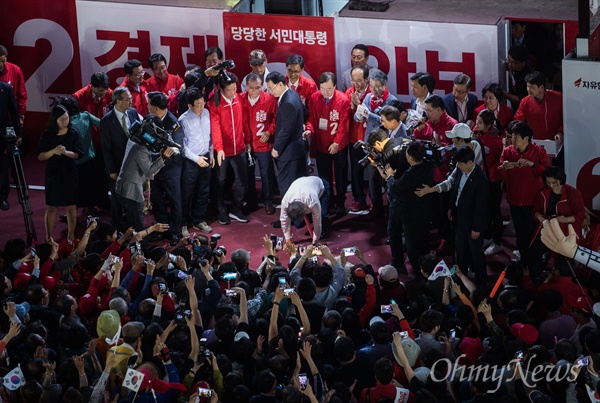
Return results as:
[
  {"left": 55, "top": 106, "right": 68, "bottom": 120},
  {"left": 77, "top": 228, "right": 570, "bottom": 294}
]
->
[{"left": 8, "top": 142, "right": 37, "bottom": 245}]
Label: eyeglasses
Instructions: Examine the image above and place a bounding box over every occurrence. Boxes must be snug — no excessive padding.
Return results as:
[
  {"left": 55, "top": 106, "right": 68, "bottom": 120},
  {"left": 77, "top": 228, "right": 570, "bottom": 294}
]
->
[
  {"left": 267, "top": 84, "right": 278, "bottom": 93},
  {"left": 452, "top": 87, "right": 468, "bottom": 94}
]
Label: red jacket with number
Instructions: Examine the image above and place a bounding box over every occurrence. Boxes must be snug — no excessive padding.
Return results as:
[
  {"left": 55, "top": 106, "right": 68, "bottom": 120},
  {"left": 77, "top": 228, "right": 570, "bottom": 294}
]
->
[
  {"left": 119, "top": 76, "right": 148, "bottom": 116},
  {"left": 208, "top": 93, "right": 249, "bottom": 157},
  {"left": 498, "top": 142, "right": 550, "bottom": 206},
  {"left": 413, "top": 112, "right": 456, "bottom": 182},
  {"left": 240, "top": 91, "right": 277, "bottom": 153},
  {"left": 345, "top": 86, "right": 370, "bottom": 143},
  {"left": 286, "top": 75, "right": 317, "bottom": 107},
  {"left": 305, "top": 89, "right": 351, "bottom": 154},
  {"left": 0, "top": 61, "right": 27, "bottom": 115},
  {"left": 514, "top": 91, "right": 563, "bottom": 141},
  {"left": 146, "top": 73, "right": 184, "bottom": 97},
  {"left": 73, "top": 84, "right": 113, "bottom": 149}
]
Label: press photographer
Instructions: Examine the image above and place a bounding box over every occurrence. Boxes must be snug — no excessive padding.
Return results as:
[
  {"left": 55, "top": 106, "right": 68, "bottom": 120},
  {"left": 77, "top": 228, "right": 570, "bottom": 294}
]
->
[
  {"left": 366, "top": 128, "right": 410, "bottom": 272},
  {"left": 115, "top": 114, "right": 179, "bottom": 231},
  {"left": 1, "top": 81, "right": 22, "bottom": 211}
]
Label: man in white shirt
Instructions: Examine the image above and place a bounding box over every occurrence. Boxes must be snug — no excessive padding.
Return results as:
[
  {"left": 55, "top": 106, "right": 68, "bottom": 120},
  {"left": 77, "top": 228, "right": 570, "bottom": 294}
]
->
[
  {"left": 178, "top": 87, "right": 214, "bottom": 234},
  {"left": 280, "top": 176, "right": 329, "bottom": 244}
]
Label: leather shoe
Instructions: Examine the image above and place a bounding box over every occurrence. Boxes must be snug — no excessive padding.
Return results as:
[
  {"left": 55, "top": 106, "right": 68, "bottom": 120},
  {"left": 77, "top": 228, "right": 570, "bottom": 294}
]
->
[
  {"left": 0, "top": 200, "right": 9, "bottom": 211},
  {"left": 265, "top": 204, "right": 276, "bottom": 215}
]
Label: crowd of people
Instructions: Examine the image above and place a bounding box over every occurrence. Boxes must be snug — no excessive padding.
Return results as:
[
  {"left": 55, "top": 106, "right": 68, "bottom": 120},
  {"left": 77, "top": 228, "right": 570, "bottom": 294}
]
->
[{"left": 0, "top": 18, "right": 599, "bottom": 403}]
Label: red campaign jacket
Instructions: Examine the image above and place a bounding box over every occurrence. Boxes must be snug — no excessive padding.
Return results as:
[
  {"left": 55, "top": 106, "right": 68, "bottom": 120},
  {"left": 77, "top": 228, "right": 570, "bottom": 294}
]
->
[
  {"left": 119, "top": 76, "right": 149, "bottom": 116},
  {"left": 473, "top": 103, "right": 513, "bottom": 131},
  {"left": 514, "top": 90, "right": 563, "bottom": 141},
  {"left": 208, "top": 93, "right": 249, "bottom": 157},
  {"left": 345, "top": 86, "right": 370, "bottom": 143},
  {"left": 0, "top": 62, "right": 27, "bottom": 115},
  {"left": 498, "top": 142, "right": 550, "bottom": 206},
  {"left": 532, "top": 184, "right": 585, "bottom": 241},
  {"left": 476, "top": 126, "right": 503, "bottom": 182},
  {"left": 413, "top": 112, "right": 456, "bottom": 182},
  {"left": 240, "top": 91, "right": 277, "bottom": 153},
  {"left": 286, "top": 75, "right": 317, "bottom": 107},
  {"left": 305, "top": 89, "right": 351, "bottom": 153},
  {"left": 73, "top": 84, "right": 114, "bottom": 149},
  {"left": 146, "top": 73, "right": 184, "bottom": 97}
]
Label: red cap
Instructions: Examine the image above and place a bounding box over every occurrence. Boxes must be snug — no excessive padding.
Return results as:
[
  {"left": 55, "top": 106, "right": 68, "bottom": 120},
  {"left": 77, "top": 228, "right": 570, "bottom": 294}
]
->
[
  {"left": 13, "top": 273, "right": 31, "bottom": 290},
  {"left": 78, "top": 288, "right": 99, "bottom": 315},
  {"left": 509, "top": 323, "right": 539, "bottom": 345},
  {"left": 40, "top": 276, "right": 56, "bottom": 291},
  {"left": 353, "top": 268, "right": 366, "bottom": 278},
  {"left": 458, "top": 337, "right": 485, "bottom": 366},
  {"left": 567, "top": 295, "right": 592, "bottom": 314},
  {"left": 57, "top": 239, "right": 78, "bottom": 259}
]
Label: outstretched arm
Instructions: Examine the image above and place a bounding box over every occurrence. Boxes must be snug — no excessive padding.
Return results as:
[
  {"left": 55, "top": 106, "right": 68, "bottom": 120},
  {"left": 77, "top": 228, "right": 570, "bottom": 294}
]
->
[{"left": 541, "top": 218, "right": 600, "bottom": 271}]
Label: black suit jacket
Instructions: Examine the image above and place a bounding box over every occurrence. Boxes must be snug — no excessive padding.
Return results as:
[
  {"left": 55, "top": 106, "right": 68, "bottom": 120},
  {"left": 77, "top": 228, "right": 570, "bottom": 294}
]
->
[
  {"left": 449, "top": 164, "right": 489, "bottom": 233},
  {"left": 273, "top": 88, "right": 307, "bottom": 162},
  {"left": 442, "top": 93, "right": 478, "bottom": 123},
  {"left": 100, "top": 108, "right": 140, "bottom": 176},
  {"left": 0, "top": 82, "right": 21, "bottom": 143},
  {"left": 155, "top": 110, "right": 183, "bottom": 178}
]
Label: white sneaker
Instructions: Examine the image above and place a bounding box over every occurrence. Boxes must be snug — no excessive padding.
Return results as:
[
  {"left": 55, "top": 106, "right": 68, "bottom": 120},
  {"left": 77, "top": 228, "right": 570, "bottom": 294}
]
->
[
  {"left": 484, "top": 243, "right": 503, "bottom": 256},
  {"left": 181, "top": 226, "right": 190, "bottom": 238},
  {"left": 512, "top": 250, "right": 521, "bottom": 261},
  {"left": 482, "top": 238, "right": 493, "bottom": 249}
]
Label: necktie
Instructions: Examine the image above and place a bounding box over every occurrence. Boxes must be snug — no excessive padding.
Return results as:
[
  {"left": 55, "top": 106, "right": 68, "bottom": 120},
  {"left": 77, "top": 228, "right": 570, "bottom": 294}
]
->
[
  {"left": 325, "top": 98, "right": 329, "bottom": 105},
  {"left": 121, "top": 113, "right": 128, "bottom": 135},
  {"left": 291, "top": 84, "right": 297, "bottom": 91}
]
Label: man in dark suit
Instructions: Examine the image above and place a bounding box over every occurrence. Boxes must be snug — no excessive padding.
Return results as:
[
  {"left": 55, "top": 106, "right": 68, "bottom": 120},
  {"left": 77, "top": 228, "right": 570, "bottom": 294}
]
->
[
  {"left": 100, "top": 87, "right": 141, "bottom": 229},
  {"left": 0, "top": 81, "right": 21, "bottom": 210},
  {"left": 147, "top": 91, "right": 184, "bottom": 244},
  {"left": 442, "top": 74, "right": 479, "bottom": 129},
  {"left": 265, "top": 71, "right": 308, "bottom": 197},
  {"left": 449, "top": 146, "right": 489, "bottom": 283}
]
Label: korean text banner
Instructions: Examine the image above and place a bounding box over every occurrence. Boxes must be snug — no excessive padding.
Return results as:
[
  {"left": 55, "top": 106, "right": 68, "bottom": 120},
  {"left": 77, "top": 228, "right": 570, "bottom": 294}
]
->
[
  {"left": 1, "top": 0, "right": 82, "bottom": 112},
  {"left": 223, "top": 12, "right": 336, "bottom": 83},
  {"left": 76, "top": 1, "right": 224, "bottom": 89},
  {"left": 335, "top": 17, "right": 499, "bottom": 101}
]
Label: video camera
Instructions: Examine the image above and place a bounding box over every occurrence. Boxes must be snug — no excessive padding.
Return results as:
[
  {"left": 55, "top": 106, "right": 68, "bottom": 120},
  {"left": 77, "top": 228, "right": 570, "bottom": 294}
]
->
[
  {"left": 353, "top": 140, "right": 384, "bottom": 169},
  {"left": 4, "top": 127, "right": 19, "bottom": 152},
  {"left": 192, "top": 234, "right": 227, "bottom": 267},
  {"left": 398, "top": 140, "right": 448, "bottom": 168},
  {"left": 129, "top": 115, "right": 182, "bottom": 154}
]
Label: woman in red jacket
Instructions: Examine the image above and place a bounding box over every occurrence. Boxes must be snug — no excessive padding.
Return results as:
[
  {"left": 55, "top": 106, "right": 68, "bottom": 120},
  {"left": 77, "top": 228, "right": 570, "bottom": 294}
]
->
[
  {"left": 529, "top": 166, "right": 585, "bottom": 282},
  {"left": 474, "top": 109, "right": 505, "bottom": 256},
  {"left": 473, "top": 83, "right": 513, "bottom": 130}
]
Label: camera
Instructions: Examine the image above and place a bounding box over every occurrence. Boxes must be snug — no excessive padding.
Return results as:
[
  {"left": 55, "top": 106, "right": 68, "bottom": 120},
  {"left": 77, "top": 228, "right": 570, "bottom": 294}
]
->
[
  {"left": 354, "top": 140, "right": 383, "bottom": 169},
  {"left": 85, "top": 215, "right": 99, "bottom": 227},
  {"left": 129, "top": 115, "right": 182, "bottom": 154},
  {"left": 199, "top": 338, "right": 211, "bottom": 357},
  {"left": 4, "top": 127, "right": 19, "bottom": 152},
  {"left": 398, "top": 140, "right": 447, "bottom": 168},
  {"left": 175, "top": 309, "right": 192, "bottom": 325},
  {"left": 213, "top": 59, "right": 235, "bottom": 71},
  {"left": 213, "top": 245, "right": 227, "bottom": 258}
]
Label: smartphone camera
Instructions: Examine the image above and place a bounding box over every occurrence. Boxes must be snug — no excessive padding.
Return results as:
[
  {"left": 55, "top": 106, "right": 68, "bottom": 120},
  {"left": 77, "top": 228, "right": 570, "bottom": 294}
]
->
[
  {"left": 158, "top": 283, "right": 167, "bottom": 294},
  {"left": 342, "top": 247, "right": 356, "bottom": 256},
  {"left": 30, "top": 248, "right": 36, "bottom": 257},
  {"left": 222, "top": 272, "right": 237, "bottom": 281},
  {"left": 298, "top": 246, "right": 306, "bottom": 255},
  {"left": 177, "top": 270, "right": 188, "bottom": 280},
  {"left": 577, "top": 357, "right": 589, "bottom": 367},
  {"left": 450, "top": 329, "right": 456, "bottom": 341},
  {"left": 516, "top": 351, "right": 524, "bottom": 361},
  {"left": 226, "top": 289, "right": 237, "bottom": 297},
  {"left": 283, "top": 288, "right": 294, "bottom": 297},
  {"left": 298, "top": 373, "right": 307, "bottom": 391},
  {"left": 399, "top": 331, "right": 409, "bottom": 339},
  {"left": 198, "top": 387, "right": 212, "bottom": 397},
  {"left": 168, "top": 253, "right": 178, "bottom": 264},
  {"left": 381, "top": 305, "right": 393, "bottom": 314},
  {"left": 278, "top": 277, "right": 286, "bottom": 288}
]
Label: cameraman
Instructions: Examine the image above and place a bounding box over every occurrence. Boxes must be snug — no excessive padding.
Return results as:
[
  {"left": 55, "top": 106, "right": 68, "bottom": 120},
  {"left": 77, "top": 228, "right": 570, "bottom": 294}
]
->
[
  {"left": 115, "top": 131, "right": 176, "bottom": 231},
  {"left": 0, "top": 81, "right": 21, "bottom": 211},
  {"left": 367, "top": 128, "right": 410, "bottom": 273}
]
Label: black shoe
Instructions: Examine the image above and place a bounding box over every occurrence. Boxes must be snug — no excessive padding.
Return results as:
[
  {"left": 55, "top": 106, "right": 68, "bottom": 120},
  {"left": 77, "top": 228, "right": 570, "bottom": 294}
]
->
[
  {"left": 385, "top": 239, "right": 390, "bottom": 245},
  {"left": 229, "top": 210, "right": 249, "bottom": 223},
  {"left": 271, "top": 220, "right": 281, "bottom": 228},
  {"left": 265, "top": 204, "right": 276, "bottom": 215},
  {"left": 218, "top": 213, "right": 231, "bottom": 225},
  {"left": 0, "top": 200, "right": 9, "bottom": 211}
]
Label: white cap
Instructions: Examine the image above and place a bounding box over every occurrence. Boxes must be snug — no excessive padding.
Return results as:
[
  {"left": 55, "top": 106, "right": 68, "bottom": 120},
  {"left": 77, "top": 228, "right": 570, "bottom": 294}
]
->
[{"left": 445, "top": 123, "right": 472, "bottom": 139}]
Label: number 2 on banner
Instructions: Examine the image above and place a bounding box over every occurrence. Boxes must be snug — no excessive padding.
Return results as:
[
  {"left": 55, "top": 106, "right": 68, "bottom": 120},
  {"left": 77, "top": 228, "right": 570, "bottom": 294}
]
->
[
  {"left": 330, "top": 122, "right": 338, "bottom": 135},
  {"left": 13, "top": 19, "right": 74, "bottom": 112},
  {"left": 256, "top": 123, "right": 265, "bottom": 137}
]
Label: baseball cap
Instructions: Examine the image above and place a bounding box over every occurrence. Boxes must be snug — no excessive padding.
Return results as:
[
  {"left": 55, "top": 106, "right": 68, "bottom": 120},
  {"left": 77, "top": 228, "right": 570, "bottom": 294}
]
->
[
  {"left": 122, "top": 321, "right": 145, "bottom": 339},
  {"left": 392, "top": 337, "right": 421, "bottom": 367},
  {"left": 509, "top": 323, "right": 539, "bottom": 345},
  {"left": 378, "top": 265, "right": 398, "bottom": 282},
  {"left": 445, "top": 123, "right": 472, "bottom": 139},
  {"left": 567, "top": 295, "right": 592, "bottom": 315},
  {"left": 249, "top": 49, "right": 266, "bottom": 65},
  {"left": 13, "top": 273, "right": 31, "bottom": 291},
  {"left": 593, "top": 302, "right": 600, "bottom": 317},
  {"left": 234, "top": 331, "right": 250, "bottom": 342},
  {"left": 369, "top": 316, "right": 385, "bottom": 327},
  {"left": 78, "top": 288, "right": 99, "bottom": 315}
]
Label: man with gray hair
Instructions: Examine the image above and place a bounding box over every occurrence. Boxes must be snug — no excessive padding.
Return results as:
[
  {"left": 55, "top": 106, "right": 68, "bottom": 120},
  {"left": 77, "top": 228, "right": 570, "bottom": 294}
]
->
[
  {"left": 354, "top": 69, "right": 397, "bottom": 217},
  {"left": 100, "top": 87, "right": 142, "bottom": 228},
  {"left": 231, "top": 249, "right": 251, "bottom": 272}
]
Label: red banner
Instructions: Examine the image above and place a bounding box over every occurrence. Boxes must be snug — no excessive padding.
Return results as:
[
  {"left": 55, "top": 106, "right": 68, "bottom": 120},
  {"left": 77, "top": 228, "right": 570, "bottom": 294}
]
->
[
  {"left": 223, "top": 13, "right": 336, "bottom": 85},
  {"left": 2, "top": 0, "right": 82, "bottom": 113}
]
